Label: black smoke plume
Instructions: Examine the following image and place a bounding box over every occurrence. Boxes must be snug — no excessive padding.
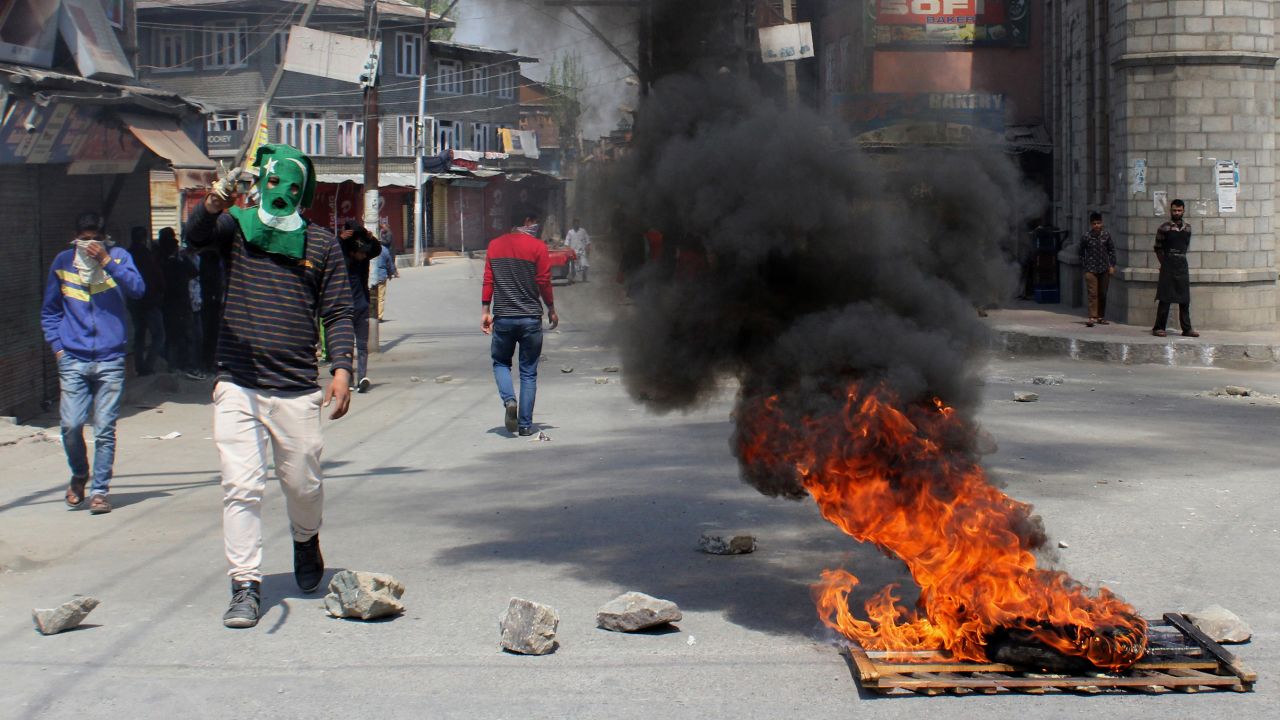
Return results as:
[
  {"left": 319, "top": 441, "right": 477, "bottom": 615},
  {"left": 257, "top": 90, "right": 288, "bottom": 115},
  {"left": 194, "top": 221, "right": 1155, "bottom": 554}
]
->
[{"left": 600, "top": 25, "right": 1043, "bottom": 501}]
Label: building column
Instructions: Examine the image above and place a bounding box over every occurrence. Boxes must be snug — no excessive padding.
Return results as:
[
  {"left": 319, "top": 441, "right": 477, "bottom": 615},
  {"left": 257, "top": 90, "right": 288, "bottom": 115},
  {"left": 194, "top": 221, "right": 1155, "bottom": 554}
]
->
[{"left": 1108, "top": 0, "right": 1277, "bottom": 330}]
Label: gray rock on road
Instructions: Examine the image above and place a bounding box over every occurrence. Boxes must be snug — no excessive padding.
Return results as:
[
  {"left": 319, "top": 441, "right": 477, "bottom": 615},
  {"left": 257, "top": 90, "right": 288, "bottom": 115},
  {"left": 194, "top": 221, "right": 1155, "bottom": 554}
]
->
[
  {"left": 597, "top": 592, "right": 682, "bottom": 632},
  {"left": 32, "top": 596, "right": 99, "bottom": 635},
  {"left": 499, "top": 598, "right": 559, "bottom": 655},
  {"left": 1013, "top": 392, "right": 1039, "bottom": 402},
  {"left": 323, "top": 570, "right": 406, "bottom": 620},
  {"left": 698, "top": 530, "right": 757, "bottom": 555},
  {"left": 1187, "top": 605, "right": 1252, "bottom": 644},
  {"left": 1033, "top": 375, "right": 1065, "bottom": 385}
]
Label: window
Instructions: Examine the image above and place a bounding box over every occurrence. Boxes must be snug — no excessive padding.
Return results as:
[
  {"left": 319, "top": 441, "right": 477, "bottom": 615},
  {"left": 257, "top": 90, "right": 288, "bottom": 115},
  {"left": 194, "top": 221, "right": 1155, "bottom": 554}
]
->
[
  {"left": 472, "top": 122, "right": 496, "bottom": 153},
  {"left": 497, "top": 68, "right": 515, "bottom": 99},
  {"left": 337, "top": 117, "right": 364, "bottom": 157},
  {"left": 470, "top": 64, "right": 489, "bottom": 95},
  {"left": 154, "top": 30, "right": 190, "bottom": 71},
  {"left": 204, "top": 21, "right": 248, "bottom": 69},
  {"left": 274, "top": 30, "right": 289, "bottom": 65},
  {"left": 435, "top": 120, "right": 459, "bottom": 152},
  {"left": 435, "top": 59, "right": 462, "bottom": 94},
  {"left": 394, "top": 115, "right": 418, "bottom": 156},
  {"left": 396, "top": 33, "right": 422, "bottom": 77},
  {"left": 275, "top": 113, "right": 324, "bottom": 155},
  {"left": 207, "top": 113, "right": 246, "bottom": 132}
]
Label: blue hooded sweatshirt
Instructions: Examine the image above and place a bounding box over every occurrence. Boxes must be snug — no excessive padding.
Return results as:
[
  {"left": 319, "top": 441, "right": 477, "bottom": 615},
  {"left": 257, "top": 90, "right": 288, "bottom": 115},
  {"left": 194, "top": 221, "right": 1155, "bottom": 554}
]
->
[{"left": 41, "top": 247, "right": 146, "bottom": 361}]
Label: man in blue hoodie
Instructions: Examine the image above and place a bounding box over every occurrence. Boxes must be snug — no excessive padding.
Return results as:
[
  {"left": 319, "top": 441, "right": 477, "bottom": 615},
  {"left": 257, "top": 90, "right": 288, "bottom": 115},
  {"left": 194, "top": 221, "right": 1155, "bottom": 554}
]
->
[{"left": 41, "top": 211, "right": 146, "bottom": 515}]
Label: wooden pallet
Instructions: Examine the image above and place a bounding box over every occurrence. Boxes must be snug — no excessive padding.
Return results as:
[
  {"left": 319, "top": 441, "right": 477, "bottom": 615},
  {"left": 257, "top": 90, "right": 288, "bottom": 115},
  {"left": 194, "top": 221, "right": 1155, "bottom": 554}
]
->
[{"left": 845, "top": 613, "right": 1256, "bottom": 696}]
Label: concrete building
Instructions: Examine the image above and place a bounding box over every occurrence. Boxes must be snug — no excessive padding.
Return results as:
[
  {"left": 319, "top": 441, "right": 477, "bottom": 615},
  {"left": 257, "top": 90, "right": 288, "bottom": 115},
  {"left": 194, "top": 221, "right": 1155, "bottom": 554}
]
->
[
  {"left": 1048, "top": 0, "right": 1277, "bottom": 329},
  {"left": 135, "top": 0, "right": 534, "bottom": 252}
]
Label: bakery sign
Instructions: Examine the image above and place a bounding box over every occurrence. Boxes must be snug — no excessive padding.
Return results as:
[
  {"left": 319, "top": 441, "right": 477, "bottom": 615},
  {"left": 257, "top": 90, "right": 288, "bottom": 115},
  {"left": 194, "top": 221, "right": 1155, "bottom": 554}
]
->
[{"left": 874, "top": 0, "right": 1030, "bottom": 47}]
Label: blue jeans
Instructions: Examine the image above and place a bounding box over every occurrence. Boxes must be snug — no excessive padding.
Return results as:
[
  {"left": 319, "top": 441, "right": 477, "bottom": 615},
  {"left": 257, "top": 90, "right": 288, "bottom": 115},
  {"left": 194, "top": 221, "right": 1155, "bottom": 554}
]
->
[
  {"left": 490, "top": 317, "right": 544, "bottom": 430},
  {"left": 58, "top": 356, "right": 126, "bottom": 495}
]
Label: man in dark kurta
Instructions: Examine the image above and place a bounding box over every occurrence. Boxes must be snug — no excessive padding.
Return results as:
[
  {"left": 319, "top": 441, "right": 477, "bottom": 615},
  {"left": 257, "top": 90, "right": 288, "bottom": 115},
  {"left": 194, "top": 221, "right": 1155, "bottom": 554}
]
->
[{"left": 1152, "top": 199, "right": 1198, "bottom": 337}]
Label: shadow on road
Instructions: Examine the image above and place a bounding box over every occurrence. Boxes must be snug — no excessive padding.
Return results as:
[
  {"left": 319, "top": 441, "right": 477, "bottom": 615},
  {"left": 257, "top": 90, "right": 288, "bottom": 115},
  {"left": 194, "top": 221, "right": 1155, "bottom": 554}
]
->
[{"left": 431, "top": 415, "right": 915, "bottom": 639}]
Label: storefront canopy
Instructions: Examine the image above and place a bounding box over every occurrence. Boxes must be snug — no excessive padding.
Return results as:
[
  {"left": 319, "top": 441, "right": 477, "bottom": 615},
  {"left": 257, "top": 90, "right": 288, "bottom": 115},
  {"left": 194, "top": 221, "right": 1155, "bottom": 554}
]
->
[{"left": 118, "top": 112, "right": 216, "bottom": 188}]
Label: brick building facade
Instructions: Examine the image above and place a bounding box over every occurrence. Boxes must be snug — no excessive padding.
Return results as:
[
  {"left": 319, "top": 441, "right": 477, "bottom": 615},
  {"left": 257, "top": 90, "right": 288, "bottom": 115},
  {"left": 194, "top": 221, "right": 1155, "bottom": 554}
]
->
[{"left": 1049, "top": 0, "right": 1278, "bottom": 329}]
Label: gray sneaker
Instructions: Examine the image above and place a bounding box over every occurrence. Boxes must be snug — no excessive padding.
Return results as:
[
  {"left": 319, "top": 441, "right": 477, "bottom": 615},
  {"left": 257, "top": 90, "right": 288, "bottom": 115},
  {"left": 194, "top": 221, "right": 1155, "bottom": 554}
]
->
[
  {"left": 223, "top": 580, "right": 261, "bottom": 629},
  {"left": 504, "top": 400, "right": 518, "bottom": 433}
]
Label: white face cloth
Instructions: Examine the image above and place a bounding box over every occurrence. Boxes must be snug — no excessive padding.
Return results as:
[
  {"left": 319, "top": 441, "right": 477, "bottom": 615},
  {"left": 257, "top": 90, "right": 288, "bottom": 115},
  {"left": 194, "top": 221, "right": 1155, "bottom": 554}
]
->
[
  {"left": 73, "top": 240, "right": 109, "bottom": 284},
  {"left": 257, "top": 206, "right": 305, "bottom": 231}
]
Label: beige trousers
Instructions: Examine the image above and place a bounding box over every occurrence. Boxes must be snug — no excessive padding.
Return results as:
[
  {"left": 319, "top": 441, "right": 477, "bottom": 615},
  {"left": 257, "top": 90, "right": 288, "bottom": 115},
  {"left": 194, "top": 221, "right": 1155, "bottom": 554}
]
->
[
  {"left": 374, "top": 282, "right": 387, "bottom": 320},
  {"left": 213, "top": 381, "right": 325, "bottom": 582}
]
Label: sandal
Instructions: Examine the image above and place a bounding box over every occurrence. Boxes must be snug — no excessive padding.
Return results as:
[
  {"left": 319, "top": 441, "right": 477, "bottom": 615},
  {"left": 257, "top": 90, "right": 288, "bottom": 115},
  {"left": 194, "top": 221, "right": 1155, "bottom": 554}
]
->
[
  {"left": 65, "top": 477, "right": 88, "bottom": 509},
  {"left": 1097, "top": 319, "right": 1110, "bottom": 325}
]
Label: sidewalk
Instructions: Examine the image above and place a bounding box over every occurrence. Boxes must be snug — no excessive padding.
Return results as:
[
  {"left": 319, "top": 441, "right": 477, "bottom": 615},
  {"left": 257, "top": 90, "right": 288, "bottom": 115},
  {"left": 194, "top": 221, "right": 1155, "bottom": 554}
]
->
[{"left": 986, "top": 300, "right": 1280, "bottom": 368}]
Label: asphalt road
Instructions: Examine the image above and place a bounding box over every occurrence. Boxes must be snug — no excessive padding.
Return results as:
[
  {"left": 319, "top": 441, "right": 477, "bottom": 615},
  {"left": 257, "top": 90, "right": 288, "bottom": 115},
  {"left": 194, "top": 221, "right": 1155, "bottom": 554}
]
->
[{"left": 1, "top": 258, "right": 1276, "bottom": 719}]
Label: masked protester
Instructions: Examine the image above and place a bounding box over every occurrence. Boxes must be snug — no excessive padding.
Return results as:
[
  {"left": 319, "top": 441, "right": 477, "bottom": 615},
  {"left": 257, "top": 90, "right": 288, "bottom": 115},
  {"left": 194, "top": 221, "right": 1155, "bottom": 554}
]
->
[
  {"left": 42, "top": 211, "right": 146, "bottom": 515},
  {"left": 184, "top": 144, "right": 355, "bottom": 630}
]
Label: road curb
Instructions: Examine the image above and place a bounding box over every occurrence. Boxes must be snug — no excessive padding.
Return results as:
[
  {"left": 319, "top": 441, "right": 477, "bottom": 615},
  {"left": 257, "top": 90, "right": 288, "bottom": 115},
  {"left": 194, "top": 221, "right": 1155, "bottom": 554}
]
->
[{"left": 992, "top": 329, "right": 1280, "bottom": 368}]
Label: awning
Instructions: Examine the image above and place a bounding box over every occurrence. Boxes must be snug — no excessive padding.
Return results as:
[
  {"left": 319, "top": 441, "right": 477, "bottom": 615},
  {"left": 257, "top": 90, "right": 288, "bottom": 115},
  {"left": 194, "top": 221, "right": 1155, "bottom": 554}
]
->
[
  {"left": 118, "top": 112, "right": 216, "bottom": 189},
  {"left": 315, "top": 172, "right": 419, "bottom": 187}
]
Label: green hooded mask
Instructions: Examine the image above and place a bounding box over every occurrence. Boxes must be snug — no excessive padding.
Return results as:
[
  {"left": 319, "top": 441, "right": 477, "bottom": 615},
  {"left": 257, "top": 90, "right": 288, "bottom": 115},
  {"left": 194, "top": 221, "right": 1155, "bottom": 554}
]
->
[{"left": 230, "top": 144, "right": 317, "bottom": 259}]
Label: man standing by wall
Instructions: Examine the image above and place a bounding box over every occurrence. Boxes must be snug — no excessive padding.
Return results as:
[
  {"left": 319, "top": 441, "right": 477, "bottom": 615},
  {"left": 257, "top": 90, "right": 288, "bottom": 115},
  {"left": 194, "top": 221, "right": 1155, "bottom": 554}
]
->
[
  {"left": 371, "top": 220, "right": 399, "bottom": 322},
  {"left": 1152, "top": 199, "right": 1199, "bottom": 337},
  {"left": 482, "top": 207, "right": 559, "bottom": 436},
  {"left": 1079, "top": 212, "right": 1116, "bottom": 327},
  {"left": 42, "top": 211, "right": 146, "bottom": 515},
  {"left": 566, "top": 218, "right": 591, "bottom": 282},
  {"left": 185, "top": 144, "right": 355, "bottom": 629}
]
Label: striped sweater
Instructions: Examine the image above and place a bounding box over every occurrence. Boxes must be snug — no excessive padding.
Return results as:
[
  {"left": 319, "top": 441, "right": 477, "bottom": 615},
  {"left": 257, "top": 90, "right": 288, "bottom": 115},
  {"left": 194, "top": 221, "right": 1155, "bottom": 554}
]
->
[
  {"left": 185, "top": 204, "right": 355, "bottom": 392},
  {"left": 482, "top": 231, "right": 555, "bottom": 317}
]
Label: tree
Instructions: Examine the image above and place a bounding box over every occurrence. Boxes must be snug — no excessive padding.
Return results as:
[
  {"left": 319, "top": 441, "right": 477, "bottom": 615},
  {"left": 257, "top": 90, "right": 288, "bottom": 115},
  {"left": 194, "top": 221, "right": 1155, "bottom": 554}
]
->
[
  {"left": 546, "top": 50, "right": 588, "bottom": 151},
  {"left": 406, "top": 0, "right": 455, "bottom": 40}
]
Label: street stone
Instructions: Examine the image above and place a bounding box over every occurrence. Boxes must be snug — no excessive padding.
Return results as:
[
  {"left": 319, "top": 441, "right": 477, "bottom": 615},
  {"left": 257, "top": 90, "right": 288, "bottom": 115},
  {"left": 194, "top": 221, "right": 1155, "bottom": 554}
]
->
[
  {"left": 1187, "top": 605, "right": 1252, "bottom": 643},
  {"left": 596, "top": 592, "right": 682, "bottom": 632},
  {"left": 698, "top": 530, "right": 757, "bottom": 555},
  {"left": 1225, "top": 385, "right": 1252, "bottom": 396},
  {"left": 602, "top": 366, "right": 620, "bottom": 373},
  {"left": 434, "top": 375, "right": 453, "bottom": 384},
  {"left": 1013, "top": 392, "right": 1039, "bottom": 402},
  {"left": 561, "top": 365, "right": 574, "bottom": 373},
  {"left": 1032, "top": 375, "right": 1065, "bottom": 385},
  {"left": 323, "top": 570, "right": 405, "bottom": 620},
  {"left": 975, "top": 428, "right": 999, "bottom": 455},
  {"left": 594, "top": 378, "right": 610, "bottom": 384},
  {"left": 499, "top": 598, "right": 559, "bottom": 655},
  {"left": 32, "top": 596, "right": 99, "bottom": 635}
]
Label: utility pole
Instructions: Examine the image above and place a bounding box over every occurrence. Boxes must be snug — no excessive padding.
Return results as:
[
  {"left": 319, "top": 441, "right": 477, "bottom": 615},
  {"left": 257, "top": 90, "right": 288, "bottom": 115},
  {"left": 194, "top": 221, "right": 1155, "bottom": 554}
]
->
[
  {"left": 781, "top": 0, "right": 797, "bottom": 106},
  {"left": 363, "top": 0, "right": 381, "bottom": 353}
]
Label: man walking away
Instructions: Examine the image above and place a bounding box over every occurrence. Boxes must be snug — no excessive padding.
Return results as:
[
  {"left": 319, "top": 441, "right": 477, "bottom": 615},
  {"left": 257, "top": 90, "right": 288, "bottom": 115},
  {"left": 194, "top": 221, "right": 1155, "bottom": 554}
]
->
[
  {"left": 1153, "top": 199, "right": 1199, "bottom": 337},
  {"left": 339, "top": 219, "right": 378, "bottom": 392},
  {"left": 566, "top": 218, "right": 591, "bottom": 282},
  {"left": 42, "top": 211, "right": 146, "bottom": 515},
  {"left": 185, "top": 144, "right": 355, "bottom": 629},
  {"left": 482, "top": 207, "right": 559, "bottom": 436},
  {"left": 1079, "top": 212, "right": 1117, "bottom": 327}
]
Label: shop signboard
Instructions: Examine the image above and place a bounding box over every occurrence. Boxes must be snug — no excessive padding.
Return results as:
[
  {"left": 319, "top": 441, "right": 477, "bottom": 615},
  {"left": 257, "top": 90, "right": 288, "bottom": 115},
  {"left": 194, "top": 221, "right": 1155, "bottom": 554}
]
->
[{"left": 874, "top": 0, "right": 1030, "bottom": 47}]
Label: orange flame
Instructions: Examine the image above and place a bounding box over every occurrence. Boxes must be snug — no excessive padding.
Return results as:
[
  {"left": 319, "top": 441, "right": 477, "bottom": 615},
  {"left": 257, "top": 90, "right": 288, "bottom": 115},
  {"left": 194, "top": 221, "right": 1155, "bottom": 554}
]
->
[{"left": 738, "top": 384, "right": 1146, "bottom": 671}]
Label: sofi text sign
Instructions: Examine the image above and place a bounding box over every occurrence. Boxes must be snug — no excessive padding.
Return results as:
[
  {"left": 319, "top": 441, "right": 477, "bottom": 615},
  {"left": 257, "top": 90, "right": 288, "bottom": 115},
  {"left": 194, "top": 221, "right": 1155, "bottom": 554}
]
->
[{"left": 875, "top": 0, "right": 1029, "bottom": 47}]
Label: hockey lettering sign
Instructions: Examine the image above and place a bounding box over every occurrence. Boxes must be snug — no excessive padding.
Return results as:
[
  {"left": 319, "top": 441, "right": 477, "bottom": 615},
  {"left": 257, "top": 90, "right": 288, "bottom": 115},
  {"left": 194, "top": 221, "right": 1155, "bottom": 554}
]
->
[{"left": 874, "top": 0, "right": 1030, "bottom": 47}]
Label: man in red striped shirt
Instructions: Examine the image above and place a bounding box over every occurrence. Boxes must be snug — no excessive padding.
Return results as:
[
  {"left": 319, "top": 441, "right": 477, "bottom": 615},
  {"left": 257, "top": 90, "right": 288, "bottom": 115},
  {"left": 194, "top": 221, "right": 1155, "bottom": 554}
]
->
[{"left": 481, "top": 207, "right": 559, "bottom": 436}]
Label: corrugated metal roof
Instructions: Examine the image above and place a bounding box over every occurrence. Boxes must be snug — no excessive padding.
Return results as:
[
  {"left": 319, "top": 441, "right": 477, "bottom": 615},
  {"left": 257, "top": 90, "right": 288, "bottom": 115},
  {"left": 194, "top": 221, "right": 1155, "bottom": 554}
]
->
[
  {"left": 142, "top": 72, "right": 265, "bottom": 111},
  {"left": 136, "top": 0, "right": 451, "bottom": 23}
]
